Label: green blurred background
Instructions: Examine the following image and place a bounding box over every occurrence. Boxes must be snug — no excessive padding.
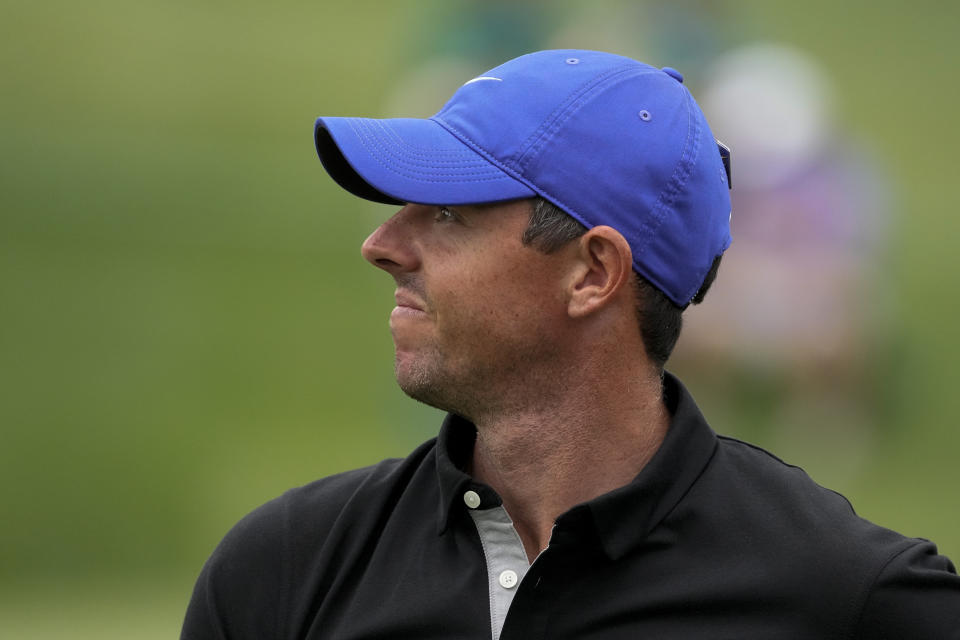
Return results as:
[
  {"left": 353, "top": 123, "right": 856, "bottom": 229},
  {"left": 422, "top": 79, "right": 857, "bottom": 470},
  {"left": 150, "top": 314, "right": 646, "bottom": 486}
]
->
[{"left": 2, "top": 1, "right": 958, "bottom": 637}]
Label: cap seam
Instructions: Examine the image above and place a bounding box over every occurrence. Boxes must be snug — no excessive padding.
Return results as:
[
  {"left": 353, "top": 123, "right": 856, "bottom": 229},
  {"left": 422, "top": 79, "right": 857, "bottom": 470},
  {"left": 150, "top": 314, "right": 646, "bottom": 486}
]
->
[
  {"left": 428, "top": 68, "right": 657, "bottom": 187},
  {"left": 633, "top": 88, "right": 701, "bottom": 304},
  {"left": 356, "top": 119, "right": 499, "bottom": 161},
  {"left": 350, "top": 119, "right": 505, "bottom": 171},
  {"left": 512, "top": 65, "right": 651, "bottom": 173},
  {"left": 350, "top": 119, "right": 512, "bottom": 182},
  {"left": 430, "top": 113, "right": 598, "bottom": 231},
  {"left": 636, "top": 88, "right": 698, "bottom": 254},
  {"left": 430, "top": 116, "right": 537, "bottom": 187}
]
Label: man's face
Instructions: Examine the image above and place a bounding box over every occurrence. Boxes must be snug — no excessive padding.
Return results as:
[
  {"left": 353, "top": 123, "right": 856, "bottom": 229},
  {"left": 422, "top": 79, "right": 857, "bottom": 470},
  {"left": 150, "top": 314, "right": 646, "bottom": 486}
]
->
[{"left": 361, "top": 199, "right": 572, "bottom": 419}]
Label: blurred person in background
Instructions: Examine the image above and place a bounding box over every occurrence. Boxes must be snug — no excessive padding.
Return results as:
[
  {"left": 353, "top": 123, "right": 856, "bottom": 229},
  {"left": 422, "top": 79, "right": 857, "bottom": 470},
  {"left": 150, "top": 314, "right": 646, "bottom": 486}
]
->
[
  {"left": 181, "top": 50, "right": 959, "bottom": 639},
  {"left": 674, "top": 44, "right": 891, "bottom": 477}
]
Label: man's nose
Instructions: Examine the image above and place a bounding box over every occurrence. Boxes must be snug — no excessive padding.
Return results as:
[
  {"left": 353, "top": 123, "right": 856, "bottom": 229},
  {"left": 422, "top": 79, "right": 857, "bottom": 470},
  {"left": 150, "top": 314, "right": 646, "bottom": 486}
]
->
[{"left": 360, "top": 206, "right": 420, "bottom": 275}]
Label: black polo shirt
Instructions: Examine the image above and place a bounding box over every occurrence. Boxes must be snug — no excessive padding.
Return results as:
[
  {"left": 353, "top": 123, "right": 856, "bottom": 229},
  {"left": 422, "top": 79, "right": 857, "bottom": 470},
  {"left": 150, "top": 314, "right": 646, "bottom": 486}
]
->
[{"left": 181, "top": 374, "right": 960, "bottom": 639}]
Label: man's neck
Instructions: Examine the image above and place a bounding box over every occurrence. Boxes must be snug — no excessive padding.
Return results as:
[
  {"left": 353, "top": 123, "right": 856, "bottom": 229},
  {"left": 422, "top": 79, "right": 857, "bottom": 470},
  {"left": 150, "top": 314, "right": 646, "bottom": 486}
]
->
[{"left": 467, "top": 368, "right": 669, "bottom": 562}]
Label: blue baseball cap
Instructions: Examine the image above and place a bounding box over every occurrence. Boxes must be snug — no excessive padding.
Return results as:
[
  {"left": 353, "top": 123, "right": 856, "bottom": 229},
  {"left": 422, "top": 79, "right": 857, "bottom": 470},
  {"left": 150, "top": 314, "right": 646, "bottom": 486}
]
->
[{"left": 314, "top": 49, "right": 732, "bottom": 306}]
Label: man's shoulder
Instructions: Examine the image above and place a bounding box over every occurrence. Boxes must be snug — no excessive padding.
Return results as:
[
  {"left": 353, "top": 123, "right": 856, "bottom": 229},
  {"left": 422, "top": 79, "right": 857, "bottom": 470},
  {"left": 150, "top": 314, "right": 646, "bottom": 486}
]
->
[
  {"left": 194, "top": 462, "right": 400, "bottom": 595},
  {"left": 668, "top": 434, "right": 960, "bottom": 635},
  {"left": 711, "top": 433, "right": 854, "bottom": 504},
  {"left": 201, "top": 435, "right": 441, "bottom": 581},
  {"left": 697, "top": 436, "right": 929, "bottom": 572},
  {"left": 234, "top": 435, "right": 440, "bottom": 544},
  {"left": 181, "top": 437, "right": 443, "bottom": 639},
  {"left": 708, "top": 437, "right": 960, "bottom": 638},
  {"left": 692, "top": 434, "right": 932, "bottom": 569}
]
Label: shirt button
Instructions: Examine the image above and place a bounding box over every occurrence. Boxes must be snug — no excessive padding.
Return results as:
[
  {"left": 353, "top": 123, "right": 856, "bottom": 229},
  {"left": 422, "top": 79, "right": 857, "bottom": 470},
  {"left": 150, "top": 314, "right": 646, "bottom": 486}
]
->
[
  {"left": 498, "top": 569, "right": 518, "bottom": 589},
  {"left": 463, "top": 490, "right": 481, "bottom": 509}
]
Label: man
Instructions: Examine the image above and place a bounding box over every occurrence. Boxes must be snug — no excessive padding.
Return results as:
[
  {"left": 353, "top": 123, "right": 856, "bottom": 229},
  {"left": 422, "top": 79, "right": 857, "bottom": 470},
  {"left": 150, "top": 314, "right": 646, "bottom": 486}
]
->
[{"left": 182, "top": 50, "right": 959, "bottom": 639}]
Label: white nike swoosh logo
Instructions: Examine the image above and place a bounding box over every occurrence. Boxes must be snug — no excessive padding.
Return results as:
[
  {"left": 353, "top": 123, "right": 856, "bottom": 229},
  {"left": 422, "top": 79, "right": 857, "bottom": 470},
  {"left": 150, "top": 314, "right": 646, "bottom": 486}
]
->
[{"left": 462, "top": 76, "right": 503, "bottom": 86}]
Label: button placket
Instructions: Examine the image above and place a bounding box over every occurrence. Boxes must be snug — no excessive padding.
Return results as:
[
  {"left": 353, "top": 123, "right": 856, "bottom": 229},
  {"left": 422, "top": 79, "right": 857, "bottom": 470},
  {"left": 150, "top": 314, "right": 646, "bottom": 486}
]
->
[{"left": 467, "top": 504, "right": 531, "bottom": 640}]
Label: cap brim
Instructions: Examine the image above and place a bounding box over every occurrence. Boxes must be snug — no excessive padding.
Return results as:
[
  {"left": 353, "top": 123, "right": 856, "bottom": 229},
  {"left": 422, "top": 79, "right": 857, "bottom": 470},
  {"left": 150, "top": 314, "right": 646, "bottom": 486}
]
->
[{"left": 314, "top": 116, "right": 536, "bottom": 206}]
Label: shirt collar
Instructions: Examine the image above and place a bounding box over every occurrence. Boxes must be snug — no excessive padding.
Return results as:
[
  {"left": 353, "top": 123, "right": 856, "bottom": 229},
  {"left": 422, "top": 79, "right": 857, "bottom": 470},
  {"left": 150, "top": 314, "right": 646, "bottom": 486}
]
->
[
  {"left": 433, "top": 372, "right": 718, "bottom": 555},
  {"left": 586, "top": 372, "right": 718, "bottom": 559},
  {"left": 435, "top": 413, "right": 494, "bottom": 534}
]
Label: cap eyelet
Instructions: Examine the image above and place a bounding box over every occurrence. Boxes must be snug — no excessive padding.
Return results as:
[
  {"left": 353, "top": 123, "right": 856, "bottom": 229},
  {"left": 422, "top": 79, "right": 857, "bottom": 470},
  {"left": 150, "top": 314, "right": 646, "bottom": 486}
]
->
[
  {"left": 638, "top": 110, "right": 652, "bottom": 121},
  {"left": 565, "top": 58, "right": 580, "bottom": 65}
]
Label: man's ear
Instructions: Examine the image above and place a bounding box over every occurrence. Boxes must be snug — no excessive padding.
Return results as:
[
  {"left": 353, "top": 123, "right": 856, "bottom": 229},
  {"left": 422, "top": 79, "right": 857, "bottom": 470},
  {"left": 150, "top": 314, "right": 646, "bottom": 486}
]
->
[{"left": 567, "top": 225, "right": 634, "bottom": 318}]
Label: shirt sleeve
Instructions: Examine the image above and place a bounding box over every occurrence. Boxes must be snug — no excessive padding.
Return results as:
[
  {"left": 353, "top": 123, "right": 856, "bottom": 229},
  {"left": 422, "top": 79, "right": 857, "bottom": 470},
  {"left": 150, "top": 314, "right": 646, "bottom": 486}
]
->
[
  {"left": 180, "top": 497, "right": 289, "bottom": 640},
  {"left": 855, "top": 539, "right": 960, "bottom": 639}
]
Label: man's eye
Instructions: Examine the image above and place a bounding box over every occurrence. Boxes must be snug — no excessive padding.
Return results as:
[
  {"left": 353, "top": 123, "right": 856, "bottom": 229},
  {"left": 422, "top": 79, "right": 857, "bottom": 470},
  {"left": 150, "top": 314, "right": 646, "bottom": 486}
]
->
[{"left": 435, "top": 206, "right": 457, "bottom": 222}]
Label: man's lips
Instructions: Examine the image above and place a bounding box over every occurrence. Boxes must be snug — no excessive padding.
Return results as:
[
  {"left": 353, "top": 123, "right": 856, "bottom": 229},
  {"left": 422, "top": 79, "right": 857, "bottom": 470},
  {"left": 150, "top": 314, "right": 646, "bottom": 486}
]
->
[
  {"left": 394, "top": 290, "right": 426, "bottom": 312},
  {"left": 391, "top": 290, "right": 429, "bottom": 321}
]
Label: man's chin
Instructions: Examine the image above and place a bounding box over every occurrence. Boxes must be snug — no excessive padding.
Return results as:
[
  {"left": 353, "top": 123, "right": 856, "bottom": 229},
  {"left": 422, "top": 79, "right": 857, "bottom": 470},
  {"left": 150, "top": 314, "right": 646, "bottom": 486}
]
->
[
  {"left": 397, "top": 379, "right": 454, "bottom": 414},
  {"left": 394, "top": 357, "right": 462, "bottom": 416}
]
